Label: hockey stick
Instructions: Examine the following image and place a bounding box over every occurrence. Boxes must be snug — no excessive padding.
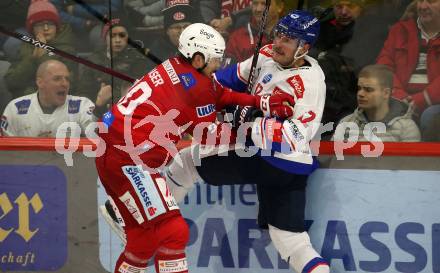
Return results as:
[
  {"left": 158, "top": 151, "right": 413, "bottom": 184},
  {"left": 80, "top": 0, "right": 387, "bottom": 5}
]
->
[
  {"left": 71, "top": 0, "right": 162, "bottom": 65},
  {"left": 0, "top": 26, "right": 135, "bottom": 83},
  {"left": 246, "top": 0, "right": 271, "bottom": 94}
]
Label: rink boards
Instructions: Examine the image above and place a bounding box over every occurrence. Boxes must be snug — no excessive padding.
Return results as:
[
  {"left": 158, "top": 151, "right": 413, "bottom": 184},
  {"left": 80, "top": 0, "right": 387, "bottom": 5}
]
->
[{"left": 0, "top": 149, "right": 439, "bottom": 273}]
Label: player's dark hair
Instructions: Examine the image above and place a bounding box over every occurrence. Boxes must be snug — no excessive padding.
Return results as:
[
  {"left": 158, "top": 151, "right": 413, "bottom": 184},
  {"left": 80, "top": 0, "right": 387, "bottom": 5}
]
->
[{"left": 178, "top": 52, "right": 207, "bottom": 72}]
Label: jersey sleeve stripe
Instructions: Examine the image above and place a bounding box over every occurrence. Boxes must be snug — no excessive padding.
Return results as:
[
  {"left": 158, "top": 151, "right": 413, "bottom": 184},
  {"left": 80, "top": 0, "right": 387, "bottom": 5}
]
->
[
  {"left": 214, "top": 64, "right": 247, "bottom": 92},
  {"left": 237, "top": 62, "right": 248, "bottom": 84}
]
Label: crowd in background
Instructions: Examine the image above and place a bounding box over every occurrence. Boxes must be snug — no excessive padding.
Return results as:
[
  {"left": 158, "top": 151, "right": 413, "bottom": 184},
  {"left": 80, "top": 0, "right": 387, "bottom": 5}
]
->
[{"left": 0, "top": 0, "right": 439, "bottom": 141}]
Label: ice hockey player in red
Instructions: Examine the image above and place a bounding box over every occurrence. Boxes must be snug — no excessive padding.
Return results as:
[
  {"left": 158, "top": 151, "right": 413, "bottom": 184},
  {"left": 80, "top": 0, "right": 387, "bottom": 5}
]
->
[{"left": 95, "top": 22, "right": 295, "bottom": 273}]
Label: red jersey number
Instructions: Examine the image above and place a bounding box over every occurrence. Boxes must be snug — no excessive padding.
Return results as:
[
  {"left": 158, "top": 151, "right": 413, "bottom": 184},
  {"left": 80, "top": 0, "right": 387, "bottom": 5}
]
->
[{"left": 298, "top": 111, "right": 316, "bottom": 124}]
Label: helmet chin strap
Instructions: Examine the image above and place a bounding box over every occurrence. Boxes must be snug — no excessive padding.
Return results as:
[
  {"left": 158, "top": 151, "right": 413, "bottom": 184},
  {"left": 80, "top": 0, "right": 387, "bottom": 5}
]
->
[{"left": 283, "top": 40, "right": 308, "bottom": 68}]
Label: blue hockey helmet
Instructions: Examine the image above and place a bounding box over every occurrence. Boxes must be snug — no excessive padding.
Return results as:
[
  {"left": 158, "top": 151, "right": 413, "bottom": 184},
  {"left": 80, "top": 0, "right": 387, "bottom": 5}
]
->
[{"left": 274, "top": 10, "right": 320, "bottom": 46}]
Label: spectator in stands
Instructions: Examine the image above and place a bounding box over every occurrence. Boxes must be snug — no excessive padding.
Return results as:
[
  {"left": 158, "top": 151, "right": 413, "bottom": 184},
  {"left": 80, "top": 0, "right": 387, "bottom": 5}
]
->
[
  {"left": 1, "top": 60, "right": 95, "bottom": 137},
  {"left": 124, "top": 0, "right": 165, "bottom": 29},
  {"left": 1, "top": 0, "right": 31, "bottom": 60},
  {"left": 333, "top": 64, "right": 421, "bottom": 142},
  {"left": 312, "top": 0, "right": 364, "bottom": 55},
  {"left": 422, "top": 112, "right": 440, "bottom": 141},
  {"left": 144, "top": 1, "right": 198, "bottom": 71},
  {"left": 0, "top": 62, "right": 12, "bottom": 116},
  {"left": 4, "top": 0, "right": 76, "bottom": 99},
  {"left": 210, "top": 0, "right": 252, "bottom": 38},
  {"left": 197, "top": 0, "right": 222, "bottom": 25},
  {"left": 341, "top": 0, "right": 414, "bottom": 74},
  {"left": 51, "top": 0, "right": 123, "bottom": 50},
  {"left": 77, "top": 18, "right": 147, "bottom": 118},
  {"left": 225, "top": 0, "right": 284, "bottom": 63},
  {"left": 376, "top": 0, "right": 440, "bottom": 136},
  {"left": 125, "top": 0, "right": 214, "bottom": 30},
  {"left": 308, "top": 0, "right": 364, "bottom": 137}
]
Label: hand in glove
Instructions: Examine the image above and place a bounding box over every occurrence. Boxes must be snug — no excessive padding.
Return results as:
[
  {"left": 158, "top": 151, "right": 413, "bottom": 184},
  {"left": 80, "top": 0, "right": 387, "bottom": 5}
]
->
[
  {"left": 255, "top": 93, "right": 295, "bottom": 118},
  {"left": 231, "top": 106, "right": 262, "bottom": 128}
]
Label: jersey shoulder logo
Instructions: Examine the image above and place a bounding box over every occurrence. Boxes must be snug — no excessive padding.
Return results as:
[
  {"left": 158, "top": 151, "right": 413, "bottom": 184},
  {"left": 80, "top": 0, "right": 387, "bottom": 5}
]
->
[
  {"left": 102, "top": 111, "right": 114, "bottom": 128},
  {"left": 286, "top": 75, "right": 305, "bottom": 99},
  {"left": 68, "top": 99, "right": 81, "bottom": 114},
  {"left": 259, "top": 44, "right": 273, "bottom": 57},
  {"left": 178, "top": 73, "right": 196, "bottom": 90},
  {"left": 14, "top": 99, "right": 31, "bottom": 115}
]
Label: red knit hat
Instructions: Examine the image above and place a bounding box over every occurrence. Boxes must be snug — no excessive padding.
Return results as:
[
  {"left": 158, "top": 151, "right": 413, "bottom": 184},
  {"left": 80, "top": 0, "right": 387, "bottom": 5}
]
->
[
  {"left": 26, "top": 0, "right": 61, "bottom": 33},
  {"left": 101, "top": 18, "right": 123, "bottom": 40}
]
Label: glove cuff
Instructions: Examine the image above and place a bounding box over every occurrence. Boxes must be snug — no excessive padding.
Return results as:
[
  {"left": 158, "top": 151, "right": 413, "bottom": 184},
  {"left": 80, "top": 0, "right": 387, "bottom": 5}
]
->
[{"left": 257, "top": 94, "right": 271, "bottom": 116}]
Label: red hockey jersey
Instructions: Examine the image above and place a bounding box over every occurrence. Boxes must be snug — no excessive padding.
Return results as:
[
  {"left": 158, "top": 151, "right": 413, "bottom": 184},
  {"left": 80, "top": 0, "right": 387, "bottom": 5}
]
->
[{"left": 100, "top": 56, "right": 256, "bottom": 169}]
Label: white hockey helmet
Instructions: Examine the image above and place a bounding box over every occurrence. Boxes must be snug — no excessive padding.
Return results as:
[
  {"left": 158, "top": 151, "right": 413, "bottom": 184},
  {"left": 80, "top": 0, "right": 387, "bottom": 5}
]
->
[{"left": 178, "top": 23, "right": 225, "bottom": 63}]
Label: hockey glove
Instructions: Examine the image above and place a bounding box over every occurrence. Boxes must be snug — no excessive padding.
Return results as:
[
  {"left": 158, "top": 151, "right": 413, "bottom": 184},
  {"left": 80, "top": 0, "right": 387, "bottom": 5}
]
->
[
  {"left": 256, "top": 93, "right": 295, "bottom": 118},
  {"left": 232, "top": 106, "right": 263, "bottom": 128}
]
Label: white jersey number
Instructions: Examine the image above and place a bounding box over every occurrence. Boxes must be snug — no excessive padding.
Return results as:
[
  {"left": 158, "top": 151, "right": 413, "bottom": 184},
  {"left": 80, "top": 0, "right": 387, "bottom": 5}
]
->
[{"left": 117, "top": 81, "right": 152, "bottom": 115}]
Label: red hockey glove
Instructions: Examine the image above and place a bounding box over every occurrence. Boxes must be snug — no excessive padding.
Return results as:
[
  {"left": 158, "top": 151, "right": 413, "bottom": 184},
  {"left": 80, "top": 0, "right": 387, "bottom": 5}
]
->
[{"left": 256, "top": 93, "right": 295, "bottom": 119}]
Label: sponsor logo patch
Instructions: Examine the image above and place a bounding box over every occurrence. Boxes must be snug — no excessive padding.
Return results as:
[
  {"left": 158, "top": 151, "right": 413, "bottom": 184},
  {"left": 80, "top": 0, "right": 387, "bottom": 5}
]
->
[
  {"left": 262, "top": 74, "right": 272, "bottom": 84},
  {"left": 286, "top": 120, "right": 305, "bottom": 142},
  {"left": 178, "top": 73, "right": 196, "bottom": 90},
  {"left": 156, "top": 178, "right": 179, "bottom": 211},
  {"left": 122, "top": 166, "right": 167, "bottom": 221},
  {"left": 68, "top": 100, "right": 81, "bottom": 114},
  {"left": 163, "top": 60, "right": 180, "bottom": 85},
  {"left": 259, "top": 45, "right": 273, "bottom": 57},
  {"left": 199, "top": 29, "right": 214, "bottom": 39},
  {"left": 196, "top": 103, "right": 215, "bottom": 117},
  {"left": 102, "top": 111, "right": 114, "bottom": 127},
  {"left": 167, "top": 0, "right": 189, "bottom": 6},
  {"left": 158, "top": 258, "right": 188, "bottom": 273},
  {"left": 14, "top": 99, "right": 31, "bottom": 115},
  {"left": 173, "top": 11, "right": 185, "bottom": 21},
  {"left": 286, "top": 75, "right": 305, "bottom": 99},
  {"left": 119, "top": 191, "right": 144, "bottom": 224},
  {"left": 118, "top": 261, "right": 147, "bottom": 273}
]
